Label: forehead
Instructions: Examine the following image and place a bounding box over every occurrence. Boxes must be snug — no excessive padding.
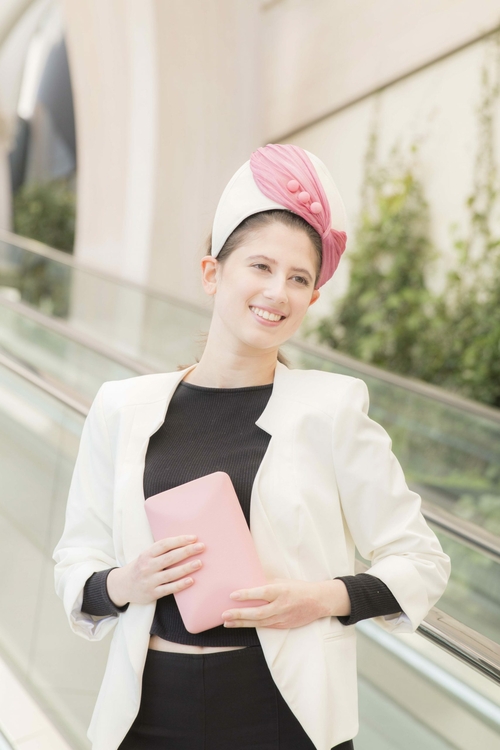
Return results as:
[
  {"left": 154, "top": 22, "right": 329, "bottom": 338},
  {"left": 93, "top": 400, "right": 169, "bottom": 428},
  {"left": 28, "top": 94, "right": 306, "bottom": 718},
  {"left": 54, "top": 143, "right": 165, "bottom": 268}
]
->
[{"left": 239, "top": 222, "right": 317, "bottom": 261}]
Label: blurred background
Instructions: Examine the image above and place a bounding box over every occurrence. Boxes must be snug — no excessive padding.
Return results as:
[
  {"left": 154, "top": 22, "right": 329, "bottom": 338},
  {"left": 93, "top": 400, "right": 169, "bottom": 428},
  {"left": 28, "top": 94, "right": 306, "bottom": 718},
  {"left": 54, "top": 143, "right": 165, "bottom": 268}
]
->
[{"left": 0, "top": 1, "right": 500, "bottom": 749}]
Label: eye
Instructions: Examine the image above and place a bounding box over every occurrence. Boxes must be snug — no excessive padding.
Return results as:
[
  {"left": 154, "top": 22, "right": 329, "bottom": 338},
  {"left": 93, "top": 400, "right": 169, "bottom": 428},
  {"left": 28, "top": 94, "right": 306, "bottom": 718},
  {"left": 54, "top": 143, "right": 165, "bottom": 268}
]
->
[{"left": 251, "top": 264, "right": 309, "bottom": 286}]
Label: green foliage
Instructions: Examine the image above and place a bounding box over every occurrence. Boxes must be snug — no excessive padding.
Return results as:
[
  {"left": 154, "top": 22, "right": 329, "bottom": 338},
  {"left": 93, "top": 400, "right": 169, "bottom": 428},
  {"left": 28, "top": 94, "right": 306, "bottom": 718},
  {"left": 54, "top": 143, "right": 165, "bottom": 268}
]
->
[
  {"left": 12, "top": 175, "right": 76, "bottom": 253},
  {"left": 311, "top": 32, "right": 500, "bottom": 409},
  {"left": 313, "top": 132, "right": 436, "bottom": 377}
]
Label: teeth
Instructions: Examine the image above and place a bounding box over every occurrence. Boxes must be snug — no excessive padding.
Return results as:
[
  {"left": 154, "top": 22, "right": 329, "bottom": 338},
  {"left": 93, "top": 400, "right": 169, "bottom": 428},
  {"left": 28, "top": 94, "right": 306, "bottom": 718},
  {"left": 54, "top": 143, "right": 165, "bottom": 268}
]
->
[{"left": 250, "top": 306, "right": 283, "bottom": 322}]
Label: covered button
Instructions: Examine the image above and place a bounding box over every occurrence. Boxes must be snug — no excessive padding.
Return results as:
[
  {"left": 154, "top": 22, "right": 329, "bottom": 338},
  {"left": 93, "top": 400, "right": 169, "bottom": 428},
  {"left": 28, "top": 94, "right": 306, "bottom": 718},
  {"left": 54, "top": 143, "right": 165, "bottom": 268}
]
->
[
  {"left": 298, "top": 191, "right": 310, "bottom": 204},
  {"left": 310, "top": 202, "right": 323, "bottom": 214},
  {"left": 287, "top": 179, "right": 300, "bottom": 192}
]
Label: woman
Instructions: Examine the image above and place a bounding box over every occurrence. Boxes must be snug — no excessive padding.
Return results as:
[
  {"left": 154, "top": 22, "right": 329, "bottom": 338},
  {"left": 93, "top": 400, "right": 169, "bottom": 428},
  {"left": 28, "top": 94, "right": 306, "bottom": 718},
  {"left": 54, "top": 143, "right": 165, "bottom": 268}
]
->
[{"left": 53, "top": 143, "right": 451, "bottom": 750}]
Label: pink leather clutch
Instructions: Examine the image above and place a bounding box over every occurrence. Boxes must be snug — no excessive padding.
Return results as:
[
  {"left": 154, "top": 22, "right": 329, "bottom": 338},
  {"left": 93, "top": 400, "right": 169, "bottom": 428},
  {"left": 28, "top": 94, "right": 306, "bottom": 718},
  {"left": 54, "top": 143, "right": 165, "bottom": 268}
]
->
[{"left": 144, "top": 471, "right": 269, "bottom": 633}]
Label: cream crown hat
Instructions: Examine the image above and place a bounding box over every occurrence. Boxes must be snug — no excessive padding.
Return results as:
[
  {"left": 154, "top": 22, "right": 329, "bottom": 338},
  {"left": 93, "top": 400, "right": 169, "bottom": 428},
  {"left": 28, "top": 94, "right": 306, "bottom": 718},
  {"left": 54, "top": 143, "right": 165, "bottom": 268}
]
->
[{"left": 210, "top": 143, "right": 348, "bottom": 288}]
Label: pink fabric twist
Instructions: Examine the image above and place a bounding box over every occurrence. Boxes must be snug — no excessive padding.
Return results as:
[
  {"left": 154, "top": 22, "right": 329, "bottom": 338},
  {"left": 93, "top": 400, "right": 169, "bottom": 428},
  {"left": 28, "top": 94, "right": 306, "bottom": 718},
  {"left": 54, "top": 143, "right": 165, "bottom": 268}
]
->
[{"left": 249, "top": 143, "right": 347, "bottom": 288}]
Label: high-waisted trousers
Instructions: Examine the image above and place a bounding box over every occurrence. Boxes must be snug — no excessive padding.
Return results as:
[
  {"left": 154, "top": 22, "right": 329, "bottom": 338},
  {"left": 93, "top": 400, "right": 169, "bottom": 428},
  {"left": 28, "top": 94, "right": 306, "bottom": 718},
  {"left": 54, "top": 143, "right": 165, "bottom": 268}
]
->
[{"left": 118, "top": 644, "right": 355, "bottom": 750}]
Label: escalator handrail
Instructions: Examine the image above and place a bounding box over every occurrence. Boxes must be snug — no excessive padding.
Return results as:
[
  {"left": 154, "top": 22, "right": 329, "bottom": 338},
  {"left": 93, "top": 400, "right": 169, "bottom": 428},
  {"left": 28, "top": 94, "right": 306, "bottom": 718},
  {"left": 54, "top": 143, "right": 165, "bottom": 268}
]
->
[{"left": 0, "top": 294, "right": 156, "bottom": 377}]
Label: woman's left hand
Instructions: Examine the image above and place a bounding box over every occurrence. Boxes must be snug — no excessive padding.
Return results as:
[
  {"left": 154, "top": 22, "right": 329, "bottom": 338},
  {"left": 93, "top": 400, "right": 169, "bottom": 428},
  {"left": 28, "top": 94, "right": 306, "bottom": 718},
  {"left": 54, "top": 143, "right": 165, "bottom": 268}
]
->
[{"left": 221, "top": 577, "right": 344, "bottom": 629}]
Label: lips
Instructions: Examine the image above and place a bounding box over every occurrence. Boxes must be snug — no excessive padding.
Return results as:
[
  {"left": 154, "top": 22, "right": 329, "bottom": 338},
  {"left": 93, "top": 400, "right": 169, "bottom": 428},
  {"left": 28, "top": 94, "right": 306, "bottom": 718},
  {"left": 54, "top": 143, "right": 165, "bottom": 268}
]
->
[
  {"left": 249, "top": 306, "right": 286, "bottom": 326},
  {"left": 249, "top": 305, "right": 286, "bottom": 320}
]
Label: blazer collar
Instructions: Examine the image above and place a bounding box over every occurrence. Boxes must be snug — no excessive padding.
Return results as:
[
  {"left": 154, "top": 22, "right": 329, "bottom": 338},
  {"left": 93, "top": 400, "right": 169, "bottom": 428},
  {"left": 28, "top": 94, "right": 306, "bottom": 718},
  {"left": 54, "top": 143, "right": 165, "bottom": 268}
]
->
[{"left": 161, "top": 357, "right": 291, "bottom": 437}]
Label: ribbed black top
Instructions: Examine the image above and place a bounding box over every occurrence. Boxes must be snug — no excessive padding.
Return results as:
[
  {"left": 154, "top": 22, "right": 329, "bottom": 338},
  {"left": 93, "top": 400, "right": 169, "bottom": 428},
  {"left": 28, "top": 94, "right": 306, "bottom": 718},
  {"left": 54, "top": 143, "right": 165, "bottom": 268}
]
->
[{"left": 82, "top": 377, "right": 403, "bottom": 643}]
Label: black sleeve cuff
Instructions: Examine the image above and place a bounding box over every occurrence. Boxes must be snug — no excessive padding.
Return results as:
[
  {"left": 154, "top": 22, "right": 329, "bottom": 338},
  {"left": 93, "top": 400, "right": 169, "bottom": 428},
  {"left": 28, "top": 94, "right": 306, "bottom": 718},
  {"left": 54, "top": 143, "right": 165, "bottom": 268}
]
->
[
  {"left": 82, "top": 567, "right": 130, "bottom": 616},
  {"left": 334, "top": 573, "right": 403, "bottom": 626}
]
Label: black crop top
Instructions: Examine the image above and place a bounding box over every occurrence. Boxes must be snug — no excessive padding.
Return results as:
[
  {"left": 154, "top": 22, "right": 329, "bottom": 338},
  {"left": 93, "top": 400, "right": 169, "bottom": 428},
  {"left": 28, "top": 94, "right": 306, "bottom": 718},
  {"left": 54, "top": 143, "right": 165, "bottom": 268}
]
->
[{"left": 81, "top": 378, "right": 403, "bottom": 644}]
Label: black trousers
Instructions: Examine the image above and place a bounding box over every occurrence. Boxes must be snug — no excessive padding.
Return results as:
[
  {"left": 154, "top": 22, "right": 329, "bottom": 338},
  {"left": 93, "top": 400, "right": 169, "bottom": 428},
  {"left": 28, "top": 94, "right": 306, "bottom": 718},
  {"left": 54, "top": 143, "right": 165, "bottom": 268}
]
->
[{"left": 118, "top": 644, "right": 355, "bottom": 750}]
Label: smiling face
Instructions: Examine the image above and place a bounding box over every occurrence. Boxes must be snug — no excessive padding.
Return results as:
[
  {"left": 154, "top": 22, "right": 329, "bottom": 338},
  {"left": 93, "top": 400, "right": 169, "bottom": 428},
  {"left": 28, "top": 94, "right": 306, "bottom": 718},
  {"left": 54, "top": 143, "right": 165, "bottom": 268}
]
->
[{"left": 201, "top": 221, "right": 321, "bottom": 356}]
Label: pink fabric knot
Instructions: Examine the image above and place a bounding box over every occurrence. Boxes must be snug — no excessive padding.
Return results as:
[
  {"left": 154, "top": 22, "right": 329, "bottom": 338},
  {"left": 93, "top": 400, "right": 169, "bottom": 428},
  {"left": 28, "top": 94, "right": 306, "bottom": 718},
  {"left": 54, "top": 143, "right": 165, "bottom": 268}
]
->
[{"left": 249, "top": 143, "right": 348, "bottom": 288}]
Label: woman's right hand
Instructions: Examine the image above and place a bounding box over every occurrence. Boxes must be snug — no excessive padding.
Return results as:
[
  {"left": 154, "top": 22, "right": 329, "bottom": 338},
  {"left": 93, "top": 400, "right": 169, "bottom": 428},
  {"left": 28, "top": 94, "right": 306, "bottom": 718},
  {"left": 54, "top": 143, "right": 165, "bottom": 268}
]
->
[{"left": 106, "top": 535, "right": 205, "bottom": 607}]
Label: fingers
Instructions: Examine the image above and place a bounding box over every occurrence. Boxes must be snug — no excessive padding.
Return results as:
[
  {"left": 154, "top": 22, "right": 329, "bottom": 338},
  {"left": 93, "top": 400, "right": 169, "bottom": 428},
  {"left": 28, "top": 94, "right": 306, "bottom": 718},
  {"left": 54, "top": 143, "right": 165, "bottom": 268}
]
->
[
  {"left": 229, "top": 584, "right": 275, "bottom": 601},
  {"left": 224, "top": 616, "right": 285, "bottom": 628},
  {"left": 151, "top": 535, "right": 198, "bottom": 557},
  {"left": 221, "top": 604, "right": 273, "bottom": 622},
  {"left": 162, "top": 557, "right": 203, "bottom": 584},
  {"left": 158, "top": 574, "right": 195, "bottom": 594},
  {"left": 155, "top": 558, "right": 202, "bottom": 597},
  {"left": 152, "top": 537, "right": 206, "bottom": 572}
]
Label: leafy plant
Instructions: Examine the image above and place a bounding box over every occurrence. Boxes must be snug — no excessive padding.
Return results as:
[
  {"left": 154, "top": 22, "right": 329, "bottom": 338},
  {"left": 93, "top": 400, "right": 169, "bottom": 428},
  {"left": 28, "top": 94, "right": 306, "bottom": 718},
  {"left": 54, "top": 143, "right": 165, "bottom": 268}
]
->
[
  {"left": 12, "top": 175, "right": 76, "bottom": 253},
  {"left": 312, "top": 129, "right": 436, "bottom": 378}
]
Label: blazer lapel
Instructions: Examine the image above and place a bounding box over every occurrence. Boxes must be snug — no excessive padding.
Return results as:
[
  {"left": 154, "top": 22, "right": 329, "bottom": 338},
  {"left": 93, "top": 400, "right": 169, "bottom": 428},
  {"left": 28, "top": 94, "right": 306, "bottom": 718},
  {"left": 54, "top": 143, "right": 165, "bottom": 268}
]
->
[
  {"left": 252, "top": 359, "right": 295, "bottom": 667},
  {"left": 119, "top": 363, "right": 198, "bottom": 565}
]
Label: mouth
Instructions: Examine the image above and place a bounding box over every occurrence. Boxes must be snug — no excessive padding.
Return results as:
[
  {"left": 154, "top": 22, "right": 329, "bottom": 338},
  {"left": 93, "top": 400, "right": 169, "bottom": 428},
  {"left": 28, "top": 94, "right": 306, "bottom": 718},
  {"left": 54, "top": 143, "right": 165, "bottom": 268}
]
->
[{"left": 249, "top": 306, "right": 286, "bottom": 326}]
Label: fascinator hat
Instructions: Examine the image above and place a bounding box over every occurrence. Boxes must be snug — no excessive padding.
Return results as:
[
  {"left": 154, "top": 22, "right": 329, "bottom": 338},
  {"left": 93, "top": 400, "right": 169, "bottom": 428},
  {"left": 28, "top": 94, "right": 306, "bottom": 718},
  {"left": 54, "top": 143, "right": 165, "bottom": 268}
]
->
[{"left": 211, "top": 143, "right": 348, "bottom": 289}]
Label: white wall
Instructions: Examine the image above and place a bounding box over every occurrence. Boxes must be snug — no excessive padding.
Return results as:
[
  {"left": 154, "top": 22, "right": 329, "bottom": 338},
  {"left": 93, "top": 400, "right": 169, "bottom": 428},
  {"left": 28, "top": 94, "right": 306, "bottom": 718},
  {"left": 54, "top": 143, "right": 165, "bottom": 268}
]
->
[
  {"left": 262, "top": 0, "right": 500, "bottom": 140},
  {"left": 60, "top": 0, "right": 262, "bottom": 309}
]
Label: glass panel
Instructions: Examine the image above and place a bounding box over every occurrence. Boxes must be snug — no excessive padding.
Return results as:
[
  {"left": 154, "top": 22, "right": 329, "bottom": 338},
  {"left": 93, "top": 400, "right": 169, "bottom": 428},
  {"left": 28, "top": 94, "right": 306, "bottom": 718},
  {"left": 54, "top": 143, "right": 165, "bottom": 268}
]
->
[
  {"left": 0, "top": 362, "right": 110, "bottom": 749},
  {"left": 0, "top": 238, "right": 208, "bottom": 370},
  {"left": 0, "top": 302, "right": 136, "bottom": 404},
  {"left": 356, "top": 619, "right": 500, "bottom": 749},
  {"left": 433, "top": 528, "right": 500, "bottom": 644}
]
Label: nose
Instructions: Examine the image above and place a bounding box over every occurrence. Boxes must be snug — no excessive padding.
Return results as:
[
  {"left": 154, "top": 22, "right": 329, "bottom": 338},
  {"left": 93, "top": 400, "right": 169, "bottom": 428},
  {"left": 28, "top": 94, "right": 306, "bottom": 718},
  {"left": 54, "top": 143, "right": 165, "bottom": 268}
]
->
[{"left": 263, "top": 273, "right": 288, "bottom": 305}]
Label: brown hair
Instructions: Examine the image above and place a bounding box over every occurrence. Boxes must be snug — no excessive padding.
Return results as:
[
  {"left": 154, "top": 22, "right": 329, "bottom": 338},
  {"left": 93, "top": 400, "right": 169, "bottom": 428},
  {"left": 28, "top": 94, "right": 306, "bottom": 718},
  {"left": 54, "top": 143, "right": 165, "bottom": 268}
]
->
[{"left": 177, "top": 209, "right": 322, "bottom": 370}]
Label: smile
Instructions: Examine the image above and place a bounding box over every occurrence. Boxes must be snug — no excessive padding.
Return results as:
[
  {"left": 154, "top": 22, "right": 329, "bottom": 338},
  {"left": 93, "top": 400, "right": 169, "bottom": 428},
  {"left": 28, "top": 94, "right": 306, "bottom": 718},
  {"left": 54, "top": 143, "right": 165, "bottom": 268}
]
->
[{"left": 249, "top": 306, "right": 286, "bottom": 324}]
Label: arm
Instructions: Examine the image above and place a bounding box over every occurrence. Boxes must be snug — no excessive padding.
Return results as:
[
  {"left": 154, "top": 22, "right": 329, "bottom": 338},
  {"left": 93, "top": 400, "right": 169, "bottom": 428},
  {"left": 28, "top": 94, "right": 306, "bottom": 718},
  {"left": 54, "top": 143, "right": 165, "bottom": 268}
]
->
[
  {"left": 331, "top": 378, "right": 451, "bottom": 634},
  {"left": 52, "top": 383, "right": 123, "bottom": 640}
]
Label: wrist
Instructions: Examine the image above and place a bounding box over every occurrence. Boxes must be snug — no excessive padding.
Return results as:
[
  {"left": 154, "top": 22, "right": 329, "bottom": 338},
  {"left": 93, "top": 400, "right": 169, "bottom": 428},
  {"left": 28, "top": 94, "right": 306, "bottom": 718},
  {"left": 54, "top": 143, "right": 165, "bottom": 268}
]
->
[
  {"left": 106, "top": 566, "right": 130, "bottom": 608},
  {"left": 315, "top": 579, "right": 352, "bottom": 618}
]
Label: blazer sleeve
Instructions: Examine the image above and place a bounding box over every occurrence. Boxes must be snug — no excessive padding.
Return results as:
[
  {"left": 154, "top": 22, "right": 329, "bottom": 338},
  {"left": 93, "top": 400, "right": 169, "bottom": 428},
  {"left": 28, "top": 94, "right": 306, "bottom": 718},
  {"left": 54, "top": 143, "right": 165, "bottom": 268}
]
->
[
  {"left": 331, "top": 377, "right": 451, "bottom": 634},
  {"left": 52, "top": 382, "right": 121, "bottom": 641}
]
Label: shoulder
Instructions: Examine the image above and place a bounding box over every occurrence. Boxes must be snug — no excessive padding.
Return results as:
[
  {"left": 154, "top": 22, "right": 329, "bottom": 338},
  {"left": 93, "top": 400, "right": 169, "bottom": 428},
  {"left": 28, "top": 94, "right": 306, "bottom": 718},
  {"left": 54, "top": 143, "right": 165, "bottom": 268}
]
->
[
  {"left": 283, "top": 366, "right": 369, "bottom": 417},
  {"left": 96, "top": 370, "right": 183, "bottom": 415}
]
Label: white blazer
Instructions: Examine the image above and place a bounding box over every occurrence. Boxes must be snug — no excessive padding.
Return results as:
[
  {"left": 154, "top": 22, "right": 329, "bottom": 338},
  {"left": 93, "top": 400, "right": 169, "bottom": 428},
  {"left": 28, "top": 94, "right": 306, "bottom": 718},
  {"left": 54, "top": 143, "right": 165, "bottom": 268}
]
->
[{"left": 52, "top": 360, "right": 451, "bottom": 750}]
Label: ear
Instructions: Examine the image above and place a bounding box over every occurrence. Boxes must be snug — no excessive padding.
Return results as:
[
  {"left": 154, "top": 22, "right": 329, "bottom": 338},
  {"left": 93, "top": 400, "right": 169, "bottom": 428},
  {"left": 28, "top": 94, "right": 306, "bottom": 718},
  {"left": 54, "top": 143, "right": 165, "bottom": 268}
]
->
[
  {"left": 200, "top": 255, "right": 219, "bottom": 296},
  {"left": 308, "top": 289, "right": 320, "bottom": 307}
]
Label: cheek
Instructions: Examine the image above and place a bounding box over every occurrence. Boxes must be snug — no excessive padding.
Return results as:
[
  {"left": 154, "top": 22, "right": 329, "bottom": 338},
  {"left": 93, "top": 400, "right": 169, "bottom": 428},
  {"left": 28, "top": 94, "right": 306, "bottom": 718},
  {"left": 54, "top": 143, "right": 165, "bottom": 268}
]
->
[
  {"left": 216, "top": 280, "right": 255, "bottom": 319},
  {"left": 289, "top": 294, "right": 312, "bottom": 321}
]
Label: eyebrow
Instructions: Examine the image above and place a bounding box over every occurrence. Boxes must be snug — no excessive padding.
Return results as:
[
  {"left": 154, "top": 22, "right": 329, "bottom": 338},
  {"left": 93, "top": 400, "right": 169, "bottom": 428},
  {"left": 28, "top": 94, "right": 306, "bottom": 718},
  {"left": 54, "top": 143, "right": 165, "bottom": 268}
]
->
[{"left": 246, "top": 254, "right": 313, "bottom": 283}]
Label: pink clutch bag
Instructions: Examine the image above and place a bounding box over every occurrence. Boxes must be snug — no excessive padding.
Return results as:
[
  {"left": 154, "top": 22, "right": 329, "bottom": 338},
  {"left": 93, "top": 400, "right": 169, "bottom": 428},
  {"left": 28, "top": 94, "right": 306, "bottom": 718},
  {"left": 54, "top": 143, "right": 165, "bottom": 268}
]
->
[{"left": 144, "top": 471, "right": 269, "bottom": 633}]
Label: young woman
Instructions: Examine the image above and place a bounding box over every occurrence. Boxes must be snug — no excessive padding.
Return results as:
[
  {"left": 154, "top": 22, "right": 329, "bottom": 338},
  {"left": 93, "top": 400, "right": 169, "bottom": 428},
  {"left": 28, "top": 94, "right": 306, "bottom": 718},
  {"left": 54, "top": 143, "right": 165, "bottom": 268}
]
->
[{"left": 53, "top": 143, "right": 451, "bottom": 750}]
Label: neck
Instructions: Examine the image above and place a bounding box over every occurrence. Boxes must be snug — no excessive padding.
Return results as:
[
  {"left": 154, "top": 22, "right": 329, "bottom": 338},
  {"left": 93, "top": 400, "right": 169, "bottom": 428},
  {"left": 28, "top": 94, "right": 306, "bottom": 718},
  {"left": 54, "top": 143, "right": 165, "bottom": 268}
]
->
[{"left": 184, "top": 349, "right": 278, "bottom": 389}]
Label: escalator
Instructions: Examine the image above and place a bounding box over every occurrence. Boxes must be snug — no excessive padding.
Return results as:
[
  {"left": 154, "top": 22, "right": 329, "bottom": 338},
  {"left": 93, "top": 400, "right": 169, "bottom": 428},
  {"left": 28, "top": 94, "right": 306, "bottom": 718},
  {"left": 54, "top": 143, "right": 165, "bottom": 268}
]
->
[{"left": 1, "top": 230, "right": 499, "bottom": 749}]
